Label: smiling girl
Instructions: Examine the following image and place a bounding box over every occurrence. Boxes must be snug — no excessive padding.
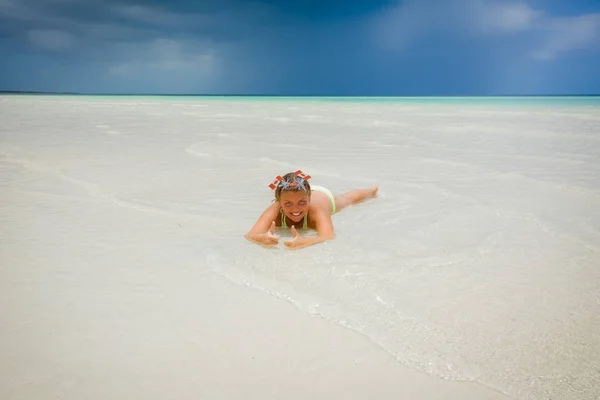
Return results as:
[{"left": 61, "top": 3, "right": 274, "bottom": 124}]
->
[{"left": 245, "top": 170, "right": 378, "bottom": 249}]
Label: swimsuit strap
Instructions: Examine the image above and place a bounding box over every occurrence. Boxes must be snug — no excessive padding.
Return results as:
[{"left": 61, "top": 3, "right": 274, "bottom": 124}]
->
[
  {"left": 281, "top": 209, "right": 308, "bottom": 229},
  {"left": 281, "top": 209, "right": 287, "bottom": 227}
]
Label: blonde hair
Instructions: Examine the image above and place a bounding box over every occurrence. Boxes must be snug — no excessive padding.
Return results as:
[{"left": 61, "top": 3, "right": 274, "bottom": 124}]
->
[{"left": 274, "top": 171, "right": 312, "bottom": 201}]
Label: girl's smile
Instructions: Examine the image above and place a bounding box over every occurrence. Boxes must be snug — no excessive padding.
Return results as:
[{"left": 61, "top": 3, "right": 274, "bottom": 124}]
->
[{"left": 279, "top": 191, "right": 310, "bottom": 222}]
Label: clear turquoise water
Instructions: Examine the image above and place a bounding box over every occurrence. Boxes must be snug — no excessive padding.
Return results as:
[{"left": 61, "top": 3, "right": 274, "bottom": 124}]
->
[{"left": 3, "top": 94, "right": 600, "bottom": 107}]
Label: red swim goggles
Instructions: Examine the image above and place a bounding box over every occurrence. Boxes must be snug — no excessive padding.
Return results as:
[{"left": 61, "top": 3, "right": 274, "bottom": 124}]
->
[{"left": 268, "top": 170, "right": 311, "bottom": 190}]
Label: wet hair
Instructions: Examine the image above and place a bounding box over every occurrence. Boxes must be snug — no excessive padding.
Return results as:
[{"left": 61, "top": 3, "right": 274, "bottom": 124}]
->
[{"left": 274, "top": 172, "right": 312, "bottom": 201}]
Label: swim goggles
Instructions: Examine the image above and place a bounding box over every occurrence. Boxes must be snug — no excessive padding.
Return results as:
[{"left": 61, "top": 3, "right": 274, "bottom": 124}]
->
[{"left": 268, "top": 170, "right": 311, "bottom": 190}]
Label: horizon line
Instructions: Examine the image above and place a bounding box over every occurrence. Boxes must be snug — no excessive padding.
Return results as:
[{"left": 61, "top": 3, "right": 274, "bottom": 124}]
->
[{"left": 1, "top": 91, "right": 600, "bottom": 97}]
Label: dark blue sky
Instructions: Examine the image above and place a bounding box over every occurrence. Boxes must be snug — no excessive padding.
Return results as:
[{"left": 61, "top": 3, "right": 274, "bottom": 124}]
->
[{"left": 1, "top": 0, "right": 599, "bottom": 95}]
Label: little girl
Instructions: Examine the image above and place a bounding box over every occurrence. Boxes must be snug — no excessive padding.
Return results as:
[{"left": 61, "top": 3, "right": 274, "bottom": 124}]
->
[{"left": 245, "top": 170, "right": 378, "bottom": 249}]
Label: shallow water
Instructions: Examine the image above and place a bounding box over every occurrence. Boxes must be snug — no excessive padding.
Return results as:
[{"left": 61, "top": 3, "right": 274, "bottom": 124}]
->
[{"left": 2, "top": 95, "right": 599, "bottom": 400}]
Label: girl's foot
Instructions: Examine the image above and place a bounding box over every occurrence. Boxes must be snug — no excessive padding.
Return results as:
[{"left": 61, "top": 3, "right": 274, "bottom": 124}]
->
[{"left": 371, "top": 184, "right": 379, "bottom": 197}]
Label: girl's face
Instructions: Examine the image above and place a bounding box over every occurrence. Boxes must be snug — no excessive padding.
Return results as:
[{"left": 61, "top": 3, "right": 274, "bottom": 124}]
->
[{"left": 279, "top": 191, "right": 310, "bottom": 222}]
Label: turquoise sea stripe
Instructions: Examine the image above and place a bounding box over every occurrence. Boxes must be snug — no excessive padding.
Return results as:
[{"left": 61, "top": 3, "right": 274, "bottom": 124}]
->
[{"left": 4, "top": 94, "right": 600, "bottom": 107}]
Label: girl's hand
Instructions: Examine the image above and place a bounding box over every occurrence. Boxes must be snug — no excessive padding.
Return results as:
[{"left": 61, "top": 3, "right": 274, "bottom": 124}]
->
[
  {"left": 261, "top": 221, "right": 279, "bottom": 247},
  {"left": 284, "top": 226, "right": 307, "bottom": 249},
  {"left": 246, "top": 221, "right": 279, "bottom": 247}
]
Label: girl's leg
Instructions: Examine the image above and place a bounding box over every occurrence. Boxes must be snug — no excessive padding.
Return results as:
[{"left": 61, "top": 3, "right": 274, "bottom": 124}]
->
[{"left": 334, "top": 185, "right": 378, "bottom": 212}]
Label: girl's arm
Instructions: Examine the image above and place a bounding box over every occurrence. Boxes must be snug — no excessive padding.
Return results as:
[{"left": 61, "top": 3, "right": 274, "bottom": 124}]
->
[
  {"left": 245, "top": 203, "right": 281, "bottom": 247},
  {"left": 284, "top": 208, "right": 335, "bottom": 249}
]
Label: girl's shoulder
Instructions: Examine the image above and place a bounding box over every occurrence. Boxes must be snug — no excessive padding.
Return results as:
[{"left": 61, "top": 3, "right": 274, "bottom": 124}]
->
[{"left": 270, "top": 202, "right": 283, "bottom": 225}]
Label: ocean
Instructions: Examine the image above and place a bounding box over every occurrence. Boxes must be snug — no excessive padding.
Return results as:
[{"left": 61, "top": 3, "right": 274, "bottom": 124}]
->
[{"left": 1, "top": 95, "right": 599, "bottom": 399}]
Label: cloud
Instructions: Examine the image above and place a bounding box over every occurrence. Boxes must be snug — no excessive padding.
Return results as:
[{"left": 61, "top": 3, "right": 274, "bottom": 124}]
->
[
  {"left": 0, "top": 0, "right": 84, "bottom": 24},
  {"left": 0, "top": 0, "right": 284, "bottom": 93},
  {"left": 27, "top": 29, "right": 75, "bottom": 51},
  {"left": 108, "top": 38, "right": 217, "bottom": 76},
  {"left": 370, "top": 0, "right": 599, "bottom": 60},
  {"left": 478, "top": 2, "right": 541, "bottom": 33},
  {"left": 370, "top": 0, "right": 537, "bottom": 51},
  {"left": 370, "top": 0, "right": 423, "bottom": 51},
  {"left": 0, "top": 0, "right": 275, "bottom": 42},
  {"left": 102, "top": 37, "right": 221, "bottom": 93},
  {"left": 532, "top": 13, "right": 600, "bottom": 60},
  {"left": 112, "top": 4, "right": 182, "bottom": 26},
  {"left": 109, "top": 4, "right": 216, "bottom": 29}
]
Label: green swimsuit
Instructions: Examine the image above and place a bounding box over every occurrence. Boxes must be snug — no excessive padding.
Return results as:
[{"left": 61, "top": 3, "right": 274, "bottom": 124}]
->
[{"left": 281, "top": 210, "right": 309, "bottom": 229}]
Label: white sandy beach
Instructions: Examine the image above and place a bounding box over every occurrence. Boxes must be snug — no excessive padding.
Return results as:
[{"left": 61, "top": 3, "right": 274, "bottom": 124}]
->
[{"left": 1, "top": 95, "right": 599, "bottom": 400}]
